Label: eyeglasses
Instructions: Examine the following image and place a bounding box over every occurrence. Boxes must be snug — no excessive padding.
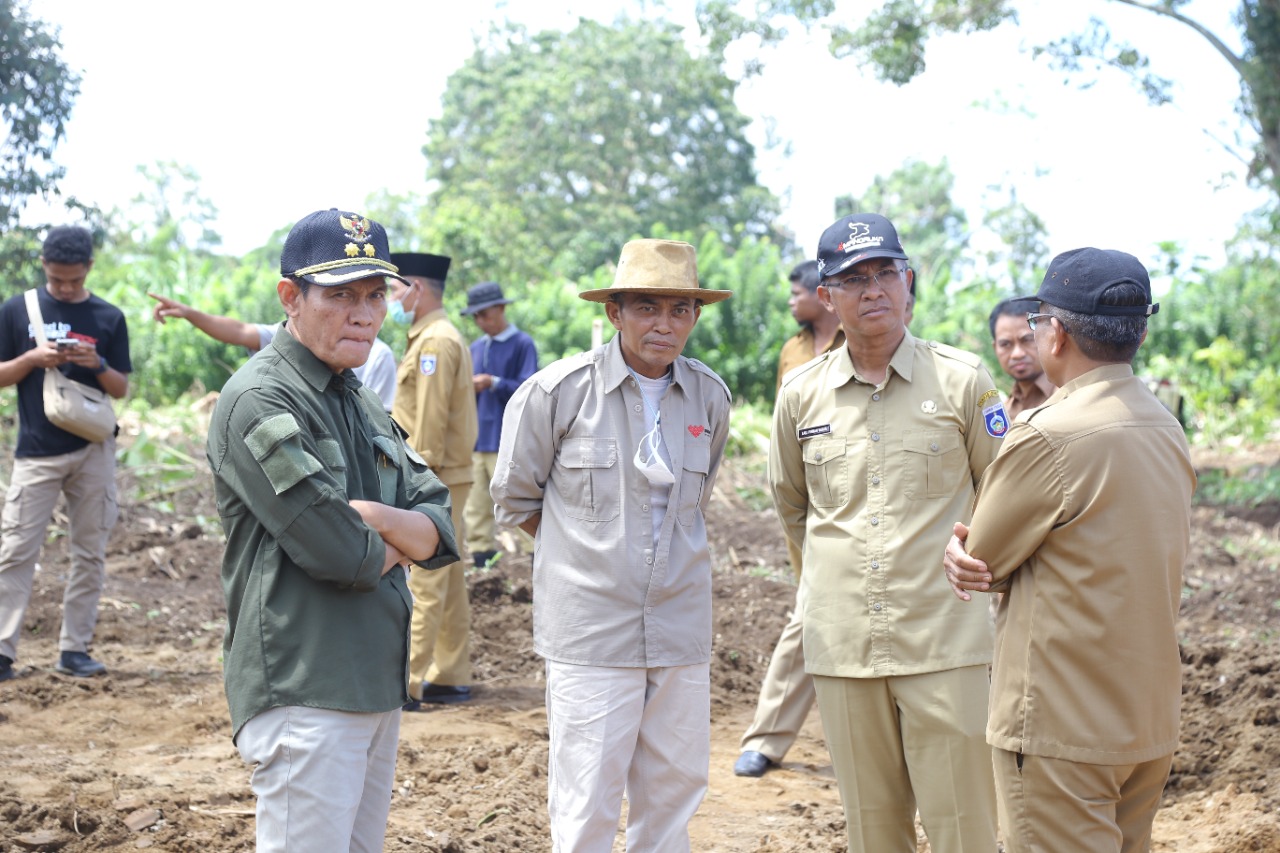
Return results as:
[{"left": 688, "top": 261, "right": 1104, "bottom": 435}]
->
[
  {"left": 825, "top": 265, "right": 905, "bottom": 292},
  {"left": 1026, "top": 312, "right": 1068, "bottom": 334}
]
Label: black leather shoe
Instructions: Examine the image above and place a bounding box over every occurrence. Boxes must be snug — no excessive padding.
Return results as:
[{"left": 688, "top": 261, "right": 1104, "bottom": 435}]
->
[
  {"left": 733, "top": 751, "right": 773, "bottom": 777},
  {"left": 56, "top": 651, "right": 106, "bottom": 678},
  {"left": 0, "top": 654, "right": 13, "bottom": 682},
  {"left": 421, "top": 683, "right": 472, "bottom": 704}
]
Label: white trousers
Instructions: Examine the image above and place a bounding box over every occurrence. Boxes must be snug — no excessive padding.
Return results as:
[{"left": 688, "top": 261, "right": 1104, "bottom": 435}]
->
[
  {"left": 545, "top": 660, "right": 710, "bottom": 853},
  {"left": 236, "top": 705, "right": 401, "bottom": 853}
]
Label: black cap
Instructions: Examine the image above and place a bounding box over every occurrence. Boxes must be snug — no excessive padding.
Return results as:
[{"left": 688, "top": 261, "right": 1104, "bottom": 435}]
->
[
  {"left": 390, "top": 253, "right": 451, "bottom": 284},
  {"left": 1036, "top": 248, "right": 1159, "bottom": 317},
  {"left": 280, "top": 209, "right": 408, "bottom": 287},
  {"left": 460, "top": 281, "right": 515, "bottom": 316},
  {"left": 816, "top": 213, "right": 908, "bottom": 280}
]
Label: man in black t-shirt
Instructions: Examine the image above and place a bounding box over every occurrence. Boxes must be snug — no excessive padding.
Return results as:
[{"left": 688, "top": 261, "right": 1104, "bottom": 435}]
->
[{"left": 0, "top": 226, "right": 132, "bottom": 681}]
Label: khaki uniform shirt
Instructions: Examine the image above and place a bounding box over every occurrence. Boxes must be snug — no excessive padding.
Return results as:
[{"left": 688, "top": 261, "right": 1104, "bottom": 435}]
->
[
  {"left": 393, "top": 308, "right": 478, "bottom": 486},
  {"left": 207, "top": 328, "right": 459, "bottom": 739},
  {"left": 771, "top": 332, "right": 1004, "bottom": 678},
  {"left": 777, "top": 327, "right": 845, "bottom": 393},
  {"left": 1005, "top": 373, "right": 1056, "bottom": 422},
  {"left": 491, "top": 335, "right": 731, "bottom": 667},
  {"left": 966, "top": 364, "right": 1195, "bottom": 765}
]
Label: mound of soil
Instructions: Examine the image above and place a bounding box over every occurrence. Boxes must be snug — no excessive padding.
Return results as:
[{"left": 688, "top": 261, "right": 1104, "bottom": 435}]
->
[{"left": 1, "top": 447, "right": 1278, "bottom": 851}]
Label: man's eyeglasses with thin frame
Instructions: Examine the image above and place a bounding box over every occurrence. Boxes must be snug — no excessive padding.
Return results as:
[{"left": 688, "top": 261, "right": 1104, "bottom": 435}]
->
[
  {"left": 1026, "top": 312, "right": 1067, "bottom": 334},
  {"left": 825, "top": 264, "right": 906, "bottom": 292}
]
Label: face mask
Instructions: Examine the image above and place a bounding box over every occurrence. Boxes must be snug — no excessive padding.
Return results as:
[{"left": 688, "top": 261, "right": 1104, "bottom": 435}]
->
[
  {"left": 633, "top": 420, "right": 675, "bottom": 486},
  {"left": 387, "top": 299, "right": 415, "bottom": 326}
]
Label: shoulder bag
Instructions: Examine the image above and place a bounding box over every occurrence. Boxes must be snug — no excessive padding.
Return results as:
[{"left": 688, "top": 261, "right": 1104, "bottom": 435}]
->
[{"left": 23, "top": 289, "right": 117, "bottom": 443}]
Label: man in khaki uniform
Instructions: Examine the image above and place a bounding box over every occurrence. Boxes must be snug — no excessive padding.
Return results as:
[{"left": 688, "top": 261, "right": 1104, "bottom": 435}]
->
[
  {"left": 771, "top": 213, "right": 1003, "bottom": 852},
  {"left": 945, "top": 248, "right": 1195, "bottom": 853},
  {"left": 389, "top": 252, "right": 479, "bottom": 706},
  {"left": 989, "top": 296, "right": 1056, "bottom": 420}
]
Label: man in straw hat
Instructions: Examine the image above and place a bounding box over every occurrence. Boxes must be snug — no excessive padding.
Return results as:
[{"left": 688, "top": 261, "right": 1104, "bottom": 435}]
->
[
  {"left": 207, "top": 209, "right": 458, "bottom": 851},
  {"left": 945, "top": 248, "right": 1194, "bottom": 853},
  {"left": 491, "top": 238, "right": 732, "bottom": 852},
  {"left": 771, "top": 213, "right": 1005, "bottom": 852}
]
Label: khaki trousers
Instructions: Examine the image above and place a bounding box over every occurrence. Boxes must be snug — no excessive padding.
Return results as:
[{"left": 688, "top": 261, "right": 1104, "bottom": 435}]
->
[
  {"left": 0, "top": 439, "right": 119, "bottom": 662},
  {"left": 813, "top": 665, "right": 997, "bottom": 853},
  {"left": 739, "top": 538, "right": 816, "bottom": 761},
  {"left": 995, "top": 748, "right": 1172, "bottom": 853},
  {"left": 464, "top": 451, "right": 532, "bottom": 558},
  {"left": 408, "top": 481, "right": 471, "bottom": 693}
]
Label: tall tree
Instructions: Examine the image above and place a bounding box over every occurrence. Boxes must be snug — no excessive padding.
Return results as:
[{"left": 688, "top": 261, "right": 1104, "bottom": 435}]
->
[
  {"left": 423, "top": 17, "right": 781, "bottom": 286},
  {"left": 0, "top": 0, "right": 80, "bottom": 227},
  {"left": 696, "top": 1, "right": 1280, "bottom": 199}
]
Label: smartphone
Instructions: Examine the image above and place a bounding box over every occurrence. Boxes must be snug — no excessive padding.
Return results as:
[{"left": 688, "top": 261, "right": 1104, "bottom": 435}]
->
[{"left": 56, "top": 338, "right": 78, "bottom": 350}]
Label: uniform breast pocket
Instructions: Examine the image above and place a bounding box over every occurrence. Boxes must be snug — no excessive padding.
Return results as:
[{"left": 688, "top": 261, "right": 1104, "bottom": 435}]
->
[
  {"left": 804, "top": 437, "right": 848, "bottom": 508},
  {"left": 902, "top": 429, "right": 963, "bottom": 500},
  {"left": 676, "top": 441, "right": 711, "bottom": 527},
  {"left": 553, "top": 437, "right": 619, "bottom": 522}
]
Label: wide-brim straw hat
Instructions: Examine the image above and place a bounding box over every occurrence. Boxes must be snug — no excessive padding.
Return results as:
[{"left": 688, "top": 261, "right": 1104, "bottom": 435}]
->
[{"left": 578, "top": 239, "right": 733, "bottom": 304}]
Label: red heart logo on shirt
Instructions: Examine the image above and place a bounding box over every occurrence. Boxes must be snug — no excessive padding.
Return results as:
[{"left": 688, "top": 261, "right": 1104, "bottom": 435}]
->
[{"left": 688, "top": 425, "right": 705, "bottom": 438}]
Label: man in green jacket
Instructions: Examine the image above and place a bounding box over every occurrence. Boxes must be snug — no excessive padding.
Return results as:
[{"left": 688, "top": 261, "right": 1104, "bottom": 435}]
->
[{"left": 206, "top": 208, "right": 459, "bottom": 853}]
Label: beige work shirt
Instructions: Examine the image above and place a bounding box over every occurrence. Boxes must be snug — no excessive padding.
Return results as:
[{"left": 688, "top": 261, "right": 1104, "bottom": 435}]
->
[
  {"left": 1005, "top": 372, "right": 1057, "bottom": 422},
  {"left": 966, "top": 364, "right": 1195, "bottom": 765},
  {"left": 772, "top": 332, "right": 1004, "bottom": 679},
  {"left": 491, "top": 335, "right": 731, "bottom": 667},
  {"left": 777, "top": 327, "right": 845, "bottom": 393},
  {"left": 393, "top": 308, "right": 478, "bottom": 487}
]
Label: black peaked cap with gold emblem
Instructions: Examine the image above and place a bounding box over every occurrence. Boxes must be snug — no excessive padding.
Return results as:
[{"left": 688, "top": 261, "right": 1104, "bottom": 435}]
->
[{"left": 281, "top": 209, "right": 410, "bottom": 287}]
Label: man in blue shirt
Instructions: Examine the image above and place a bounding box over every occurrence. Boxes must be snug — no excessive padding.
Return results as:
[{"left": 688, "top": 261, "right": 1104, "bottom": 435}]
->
[{"left": 460, "top": 282, "right": 538, "bottom": 567}]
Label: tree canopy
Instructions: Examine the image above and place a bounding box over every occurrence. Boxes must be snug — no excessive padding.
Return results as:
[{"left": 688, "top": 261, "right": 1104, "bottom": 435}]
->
[
  {"left": 696, "top": 0, "right": 1280, "bottom": 199},
  {"left": 422, "top": 17, "right": 782, "bottom": 287}
]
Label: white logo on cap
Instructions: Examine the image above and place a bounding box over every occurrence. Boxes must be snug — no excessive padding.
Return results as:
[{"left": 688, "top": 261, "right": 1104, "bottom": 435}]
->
[{"left": 839, "top": 221, "right": 883, "bottom": 254}]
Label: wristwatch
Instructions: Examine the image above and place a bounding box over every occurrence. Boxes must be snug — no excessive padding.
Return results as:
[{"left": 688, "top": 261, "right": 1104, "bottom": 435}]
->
[{"left": 93, "top": 356, "right": 109, "bottom": 375}]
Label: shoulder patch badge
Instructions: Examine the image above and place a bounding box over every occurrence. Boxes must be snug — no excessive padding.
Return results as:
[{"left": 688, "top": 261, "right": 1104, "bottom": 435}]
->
[
  {"left": 419, "top": 354, "right": 437, "bottom": 376},
  {"left": 983, "top": 401, "right": 1009, "bottom": 438}
]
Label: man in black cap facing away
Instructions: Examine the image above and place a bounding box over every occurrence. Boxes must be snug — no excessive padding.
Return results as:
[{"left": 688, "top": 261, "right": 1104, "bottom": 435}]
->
[
  {"left": 388, "top": 252, "right": 479, "bottom": 706},
  {"left": 207, "top": 209, "right": 458, "bottom": 852},
  {"left": 459, "top": 281, "right": 538, "bottom": 567},
  {"left": 945, "top": 248, "right": 1195, "bottom": 853}
]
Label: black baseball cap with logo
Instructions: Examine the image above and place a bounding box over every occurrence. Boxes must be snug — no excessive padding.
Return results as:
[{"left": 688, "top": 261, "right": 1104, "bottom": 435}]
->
[
  {"left": 280, "top": 209, "right": 409, "bottom": 287},
  {"left": 816, "top": 213, "right": 909, "bottom": 281}
]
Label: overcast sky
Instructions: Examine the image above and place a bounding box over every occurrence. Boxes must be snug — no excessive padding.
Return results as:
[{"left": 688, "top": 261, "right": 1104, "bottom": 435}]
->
[{"left": 25, "top": 0, "right": 1269, "bottom": 275}]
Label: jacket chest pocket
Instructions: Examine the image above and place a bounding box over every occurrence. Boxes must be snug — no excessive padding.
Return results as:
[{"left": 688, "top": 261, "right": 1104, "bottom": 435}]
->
[
  {"left": 804, "top": 437, "right": 848, "bottom": 508},
  {"left": 554, "top": 437, "right": 619, "bottom": 522},
  {"left": 676, "top": 442, "right": 711, "bottom": 527},
  {"left": 902, "top": 429, "right": 963, "bottom": 500},
  {"left": 371, "top": 435, "right": 404, "bottom": 506}
]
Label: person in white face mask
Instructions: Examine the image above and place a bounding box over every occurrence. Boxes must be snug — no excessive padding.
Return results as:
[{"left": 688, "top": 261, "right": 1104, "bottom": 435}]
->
[{"left": 491, "top": 238, "right": 733, "bottom": 853}]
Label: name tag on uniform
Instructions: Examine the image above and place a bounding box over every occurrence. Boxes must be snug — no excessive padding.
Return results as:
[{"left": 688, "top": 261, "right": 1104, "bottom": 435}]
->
[
  {"left": 798, "top": 424, "right": 832, "bottom": 440},
  {"left": 419, "top": 354, "right": 437, "bottom": 376}
]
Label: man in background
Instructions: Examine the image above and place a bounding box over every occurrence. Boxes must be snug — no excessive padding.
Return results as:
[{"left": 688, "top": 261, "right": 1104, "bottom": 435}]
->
[
  {"left": 946, "top": 248, "right": 1194, "bottom": 852},
  {"left": 989, "top": 295, "right": 1055, "bottom": 421},
  {"left": 0, "top": 225, "right": 131, "bottom": 681},
  {"left": 148, "top": 293, "right": 397, "bottom": 411},
  {"left": 459, "top": 281, "right": 538, "bottom": 568},
  {"left": 389, "top": 252, "right": 479, "bottom": 707}
]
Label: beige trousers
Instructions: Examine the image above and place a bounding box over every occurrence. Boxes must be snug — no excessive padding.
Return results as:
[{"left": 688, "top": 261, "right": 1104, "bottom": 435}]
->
[
  {"left": 408, "top": 481, "right": 471, "bottom": 693},
  {"left": 463, "top": 452, "right": 499, "bottom": 556},
  {"left": 0, "top": 439, "right": 119, "bottom": 662},
  {"left": 995, "top": 748, "right": 1172, "bottom": 853},
  {"left": 813, "top": 665, "right": 997, "bottom": 853},
  {"left": 739, "top": 538, "right": 817, "bottom": 761}
]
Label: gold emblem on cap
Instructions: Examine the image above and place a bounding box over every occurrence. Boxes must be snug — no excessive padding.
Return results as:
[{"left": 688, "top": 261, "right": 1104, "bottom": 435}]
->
[
  {"left": 921, "top": 400, "right": 937, "bottom": 414},
  {"left": 339, "top": 213, "right": 373, "bottom": 242},
  {"left": 364, "top": 244, "right": 376, "bottom": 258},
  {"left": 344, "top": 243, "right": 359, "bottom": 257}
]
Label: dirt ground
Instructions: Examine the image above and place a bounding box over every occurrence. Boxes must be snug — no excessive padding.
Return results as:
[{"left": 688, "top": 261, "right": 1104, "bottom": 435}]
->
[{"left": 1, "top": 437, "right": 1279, "bottom": 852}]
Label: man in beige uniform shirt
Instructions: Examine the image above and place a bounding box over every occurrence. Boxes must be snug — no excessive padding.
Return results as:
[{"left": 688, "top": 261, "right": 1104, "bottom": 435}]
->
[
  {"left": 771, "top": 213, "right": 1003, "bottom": 853},
  {"left": 389, "top": 252, "right": 479, "bottom": 706},
  {"left": 945, "top": 248, "right": 1195, "bottom": 853},
  {"left": 989, "top": 296, "right": 1056, "bottom": 420}
]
